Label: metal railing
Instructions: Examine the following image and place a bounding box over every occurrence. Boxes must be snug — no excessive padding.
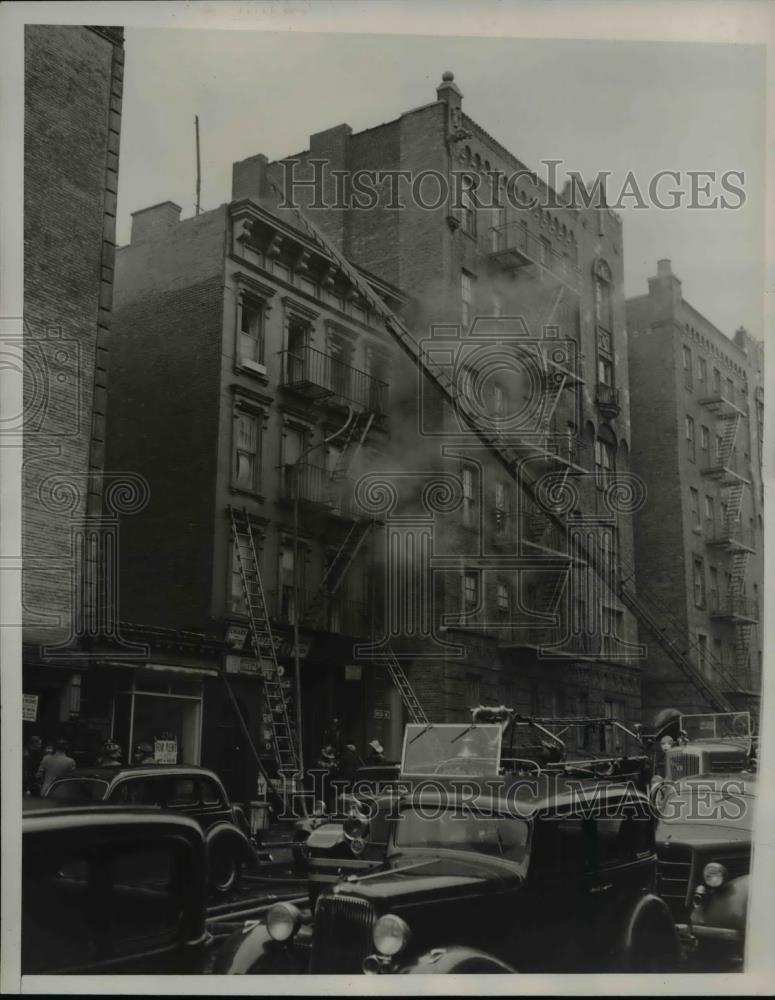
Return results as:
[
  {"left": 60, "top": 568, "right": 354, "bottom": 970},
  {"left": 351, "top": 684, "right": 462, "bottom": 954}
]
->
[
  {"left": 594, "top": 383, "right": 621, "bottom": 414},
  {"left": 280, "top": 344, "right": 388, "bottom": 414},
  {"left": 269, "top": 588, "right": 372, "bottom": 636},
  {"left": 707, "top": 521, "right": 755, "bottom": 550},
  {"left": 489, "top": 222, "right": 580, "bottom": 290},
  {"left": 710, "top": 594, "right": 759, "bottom": 622},
  {"left": 281, "top": 462, "right": 363, "bottom": 519}
]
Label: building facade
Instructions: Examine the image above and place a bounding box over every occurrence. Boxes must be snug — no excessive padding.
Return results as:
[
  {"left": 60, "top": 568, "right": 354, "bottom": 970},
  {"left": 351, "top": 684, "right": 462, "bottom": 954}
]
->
[
  {"left": 104, "top": 173, "right": 411, "bottom": 795},
  {"left": 264, "top": 72, "right": 644, "bottom": 735},
  {"left": 22, "top": 25, "right": 125, "bottom": 755},
  {"left": 627, "top": 260, "right": 763, "bottom": 720}
]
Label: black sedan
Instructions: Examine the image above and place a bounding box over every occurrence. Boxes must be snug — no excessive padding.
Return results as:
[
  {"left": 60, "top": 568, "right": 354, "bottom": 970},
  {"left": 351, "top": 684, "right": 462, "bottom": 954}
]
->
[{"left": 44, "top": 764, "right": 257, "bottom": 894}]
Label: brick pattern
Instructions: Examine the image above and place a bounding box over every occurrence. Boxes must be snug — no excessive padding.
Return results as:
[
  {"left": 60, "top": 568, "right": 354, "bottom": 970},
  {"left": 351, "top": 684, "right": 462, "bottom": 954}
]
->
[{"left": 23, "top": 26, "right": 124, "bottom": 646}]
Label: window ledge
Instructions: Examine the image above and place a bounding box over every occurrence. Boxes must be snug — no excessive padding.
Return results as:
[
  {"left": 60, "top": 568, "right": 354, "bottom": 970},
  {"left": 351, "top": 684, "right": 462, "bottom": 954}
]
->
[
  {"left": 229, "top": 486, "right": 266, "bottom": 503},
  {"left": 235, "top": 361, "right": 269, "bottom": 382}
]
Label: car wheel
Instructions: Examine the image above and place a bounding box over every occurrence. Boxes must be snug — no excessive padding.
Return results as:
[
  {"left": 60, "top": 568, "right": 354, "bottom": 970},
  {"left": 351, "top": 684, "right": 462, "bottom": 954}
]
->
[
  {"left": 624, "top": 907, "right": 682, "bottom": 973},
  {"left": 210, "top": 847, "right": 242, "bottom": 894}
]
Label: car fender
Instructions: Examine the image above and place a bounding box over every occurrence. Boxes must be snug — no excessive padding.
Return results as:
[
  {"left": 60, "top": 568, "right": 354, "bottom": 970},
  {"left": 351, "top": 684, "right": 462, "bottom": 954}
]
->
[
  {"left": 617, "top": 892, "right": 682, "bottom": 971},
  {"left": 397, "top": 946, "right": 517, "bottom": 974},
  {"left": 690, "top": 874, "right": 748, "bottom": 938},
  {"left": 206, "top": 821, "right": 255, "bottom": 866},
  {"left": 210, "top": 922, "right": 300, "bottom": 974}
]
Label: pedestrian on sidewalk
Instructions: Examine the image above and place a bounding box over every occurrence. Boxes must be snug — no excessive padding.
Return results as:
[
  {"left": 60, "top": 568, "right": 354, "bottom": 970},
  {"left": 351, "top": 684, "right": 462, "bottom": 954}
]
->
[{"left": 36, "top": 739, "right": 76, "bottom": 796}]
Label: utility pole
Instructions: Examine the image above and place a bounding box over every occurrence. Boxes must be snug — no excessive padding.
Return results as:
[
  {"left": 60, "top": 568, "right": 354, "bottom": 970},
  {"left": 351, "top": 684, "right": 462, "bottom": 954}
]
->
[{"left": 194, "top": 115, "right": 201, "bottom": 216}]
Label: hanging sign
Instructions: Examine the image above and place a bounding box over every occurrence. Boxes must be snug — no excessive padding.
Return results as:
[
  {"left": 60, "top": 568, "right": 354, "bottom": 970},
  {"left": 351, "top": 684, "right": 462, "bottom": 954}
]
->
[{"left": 22, "top": 694, "right": 38, "bottom": 722}]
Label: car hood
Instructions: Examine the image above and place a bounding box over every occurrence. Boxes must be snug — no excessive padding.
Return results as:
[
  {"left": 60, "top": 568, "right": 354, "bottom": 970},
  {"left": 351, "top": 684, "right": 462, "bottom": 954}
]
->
[
  {"left": 329, "top": 849, "right": 520, "bottom": 906},
  {"left": 657, "top": 823, "right": 751, "bottom": 850}
]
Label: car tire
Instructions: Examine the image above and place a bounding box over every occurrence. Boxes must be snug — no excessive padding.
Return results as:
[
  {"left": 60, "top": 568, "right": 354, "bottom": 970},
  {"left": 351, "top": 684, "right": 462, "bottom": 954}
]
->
[
  {"left": 622, "top": 904, "right": 682, "bottom": 973},
  {"left": 210, "top": 847, "right": 242, "bottom": 894}
]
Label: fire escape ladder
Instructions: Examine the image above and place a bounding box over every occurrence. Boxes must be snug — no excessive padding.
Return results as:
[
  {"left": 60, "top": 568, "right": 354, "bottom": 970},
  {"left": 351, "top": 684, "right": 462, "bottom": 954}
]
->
[
  {"left": 718, "top": 411, "right": 741, "bottom": 467},
  {"left": 263, "top": 175, "right": 745, "bottom": 718},
  {"left": 229, "top": 506, "right": 300, "bottom": 778},
  {"left": 371, "top": 648, "right": 429, "bottom": 725}
]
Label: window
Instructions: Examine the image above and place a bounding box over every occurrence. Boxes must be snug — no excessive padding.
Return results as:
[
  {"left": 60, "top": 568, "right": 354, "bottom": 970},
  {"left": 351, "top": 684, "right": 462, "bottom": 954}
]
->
[
  {"left": 704, "top": 495, "right": 714, "bottom": 525},
  {"left": 689, "top": 487, "right": 700, "bottom": 527},
  {"left": 597, "top": 356, "right": 613, "bottom": 387},
  {"left": 461, "top": 465, "right": 476, "bottom": 527},
  {"left": 166, "top": 777, "right": 198, "bottom": 807},
  {"left": 285, "top": 318, "right": 308, "bottom": 383},
  {"left": 238, "top": 298, "right": 264, "bottom": 368},
  {"left": 594, "top": 261, "right": 613, "bottom": 331},
  {"left": 685, "top": 415, "right": 695, "bottom": 462},
  {"left": 463, "top": 572, "right": 478, "bottom": 611},
  {"left": 461, "top": 272, "right": 475, "bottom": 329},
  {"left": 726, "top": 377, "right": 734, "bottom": 403},
  {"left": 496, "top": 582, "right": 510, "bottom": 616},
  {"left": 697, "top": 633, "right": 708, "bottom": 677},
  {"left": 594, "top": 435, "right": 615, "bottom": 486},
  {"left": 329, "top": 335, "right": 353, "bottom": 400},
  {"left": 715, "top": 433, "right": 723, "bottom": 461},
  {"left": 682, "top": 346, "right": 693, "bottom": 389},
  {"left": 494, "top": 480, "right": 508, "bottom": 533},
  {"left": 279, "top": 541, "right": 299, "bottom": 624},
  {"left": 461, "top": 176, "right": 477, "bottom": 237},
  {"left": 200, "top": 778, "right": 222, "bottom": 807},
  {"left": 698, "top": 356, "right": 707, "bottom": 384},
  {"left": 712, "top": 367, "right": 721, "bottom": 394},
  {"left": 234, "top": 411, "right": 260, "bottom": 491},
  {"left": 709, "top": 567, "right": 719, "bottom": 610},
  {"left": 693, "top": 557, "right": 706, "bottom": 608},
  {"left": 231, "top": 543, "right": 258, "bottom": 615},
  {"left": 713, "top": 636, "right": 723, "bottom": 665},
  {"left": 700, "top": 425, "right": 710, "bottom": 454}
]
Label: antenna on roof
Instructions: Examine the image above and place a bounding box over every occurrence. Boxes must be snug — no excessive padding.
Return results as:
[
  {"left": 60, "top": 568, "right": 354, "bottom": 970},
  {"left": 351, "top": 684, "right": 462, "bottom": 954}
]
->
[{"left": 195, "top": 115, "right": 202, "bottom": 216}]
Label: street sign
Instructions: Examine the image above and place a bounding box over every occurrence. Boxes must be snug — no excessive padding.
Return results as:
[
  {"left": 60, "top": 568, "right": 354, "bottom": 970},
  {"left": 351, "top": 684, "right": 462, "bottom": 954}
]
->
[{"left": 22, "top": 693, "right": 38, "bottom": 722}]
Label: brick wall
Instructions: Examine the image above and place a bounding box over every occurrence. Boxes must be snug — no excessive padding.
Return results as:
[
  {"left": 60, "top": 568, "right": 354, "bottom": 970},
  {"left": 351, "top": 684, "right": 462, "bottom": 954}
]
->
[
  {"left": 23, "top": 25, "right": 124, "bottom": 646},
  {"left": 107, "top": 222, "right": 226, "bottom": 628}
]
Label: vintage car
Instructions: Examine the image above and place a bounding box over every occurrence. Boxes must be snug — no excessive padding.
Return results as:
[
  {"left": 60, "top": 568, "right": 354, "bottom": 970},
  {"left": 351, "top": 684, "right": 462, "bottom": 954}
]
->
[
  {"left": 655, "top": 772, "right": 755, "bottom": 968},
  {"left": 648, "top": 710, "right": 755, "bottom": 783},
  {"left": 213, "top": 776, "right": 681, "bottom": 975},
  {"left": 299, "top": 710, "right": 653, "bottom": 900},
  {"left": 22, "top": 799, "right": 210, "bottom": 974},
  {"left": 44, "top": 764, "right": 257, "bottom": 893}
]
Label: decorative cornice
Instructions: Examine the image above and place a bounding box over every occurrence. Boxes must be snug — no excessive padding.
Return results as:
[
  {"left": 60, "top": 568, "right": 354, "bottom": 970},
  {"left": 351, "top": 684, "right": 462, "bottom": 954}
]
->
[{"left": 232, "top": 271, "right": 277, "bottom": 301}]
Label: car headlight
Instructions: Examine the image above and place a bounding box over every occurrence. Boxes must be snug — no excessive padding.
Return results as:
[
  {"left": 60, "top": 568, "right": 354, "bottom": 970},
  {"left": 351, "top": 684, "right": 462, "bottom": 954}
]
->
[
  {"left": 266, "top": 902, "right": 302, "bottom": 942},
  {"left": 703, "top": 862, "right": 728, "bottom": 888},
  {"left": 373, "top": 913, "right": 411, "bottom": 957}
]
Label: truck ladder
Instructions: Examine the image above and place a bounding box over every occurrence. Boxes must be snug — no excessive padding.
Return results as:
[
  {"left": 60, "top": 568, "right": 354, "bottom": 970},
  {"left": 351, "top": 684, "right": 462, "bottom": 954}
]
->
[
  {"left": 230, "top": 507, "right": 300, "bottom": 777},
  {"left": 370, "top": 649, "right": 429, "bottom": 725},
  {"left": 264, "top": 174, "right": 735, "bottom": 717}
]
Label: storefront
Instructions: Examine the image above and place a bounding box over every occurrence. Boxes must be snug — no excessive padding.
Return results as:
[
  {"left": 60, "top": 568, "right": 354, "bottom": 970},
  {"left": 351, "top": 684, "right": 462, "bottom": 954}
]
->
[{"left": 110, "top": 664, "right": 211, "bottom": 765}]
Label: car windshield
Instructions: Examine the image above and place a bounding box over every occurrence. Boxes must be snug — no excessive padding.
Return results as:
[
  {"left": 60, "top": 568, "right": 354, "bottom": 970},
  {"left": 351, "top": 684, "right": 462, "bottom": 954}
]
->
[
  {"left": 47, "top": 779, "right": 109, "bottom": 803},
  {"left": 394, "top": 806, "right": 529, "bottom": 866},
  {"left": 401, "top": 724, "right": 502, "bottom": 776}
]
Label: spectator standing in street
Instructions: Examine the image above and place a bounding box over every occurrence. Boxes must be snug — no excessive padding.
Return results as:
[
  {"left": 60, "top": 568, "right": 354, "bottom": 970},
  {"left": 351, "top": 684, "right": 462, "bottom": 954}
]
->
[
  {"left": 366, "top": 739, "right": 386, "bottom": 766},
  {"left": 23, "top": 735, "right": 44, "bottom": 795},
  {"left": 36, "top": 739, "right": 76, "bottom": 796}
]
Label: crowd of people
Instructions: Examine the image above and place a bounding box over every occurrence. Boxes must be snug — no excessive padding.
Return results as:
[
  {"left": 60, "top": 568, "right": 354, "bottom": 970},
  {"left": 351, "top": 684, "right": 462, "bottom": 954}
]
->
[{"left": 23, "top": 734, "right": 157, "bottom": 795}]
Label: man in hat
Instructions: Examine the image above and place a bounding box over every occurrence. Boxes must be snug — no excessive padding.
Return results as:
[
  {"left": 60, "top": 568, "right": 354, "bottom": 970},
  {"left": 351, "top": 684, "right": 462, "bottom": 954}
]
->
[{"left": 36, "top": 739, "right": 76, "bottom": 796}]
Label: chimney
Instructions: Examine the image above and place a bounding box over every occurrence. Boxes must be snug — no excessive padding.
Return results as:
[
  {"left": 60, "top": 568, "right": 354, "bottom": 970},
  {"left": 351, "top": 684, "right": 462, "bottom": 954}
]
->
[
  {"left": 232, "top": 153, "right": 272, "bottom": 203},
  {"left": 436, "top": 70, "right": 463, "bottom": 112},
  {"left": 130, "top": 201, "right": 181, "bottom": 243},
  {"left": 734, "top": 326, "right": 749, "bottom": 355},
  {"left": 647, "top": 258, "right": 682, "bottom": 315}
]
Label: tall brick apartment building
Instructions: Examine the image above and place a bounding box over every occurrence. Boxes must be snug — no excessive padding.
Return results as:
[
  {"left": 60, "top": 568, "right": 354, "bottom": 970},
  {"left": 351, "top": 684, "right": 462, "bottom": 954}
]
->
[
  {"left": 22, "top": 26, "right": 125, "bottom": 752},
  {"left": 627, "top": 261, "right": 764, "bottom": 720},
  {"left": 104, "top": 178, "right": 412, "bottom": 796},
  {"left": 260, "top": 72, "right": 645, "bottom": 734}
]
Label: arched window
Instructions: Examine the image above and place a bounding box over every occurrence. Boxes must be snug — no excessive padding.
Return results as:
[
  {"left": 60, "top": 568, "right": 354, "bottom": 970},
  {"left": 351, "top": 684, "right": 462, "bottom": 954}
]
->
[{"left": 595, "top": 424, "right": 617, "bottom": 486}]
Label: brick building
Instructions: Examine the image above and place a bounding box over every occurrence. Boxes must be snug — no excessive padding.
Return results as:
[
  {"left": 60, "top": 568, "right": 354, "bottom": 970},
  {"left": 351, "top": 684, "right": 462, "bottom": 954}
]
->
[
  {"left": 263, "top": 72, "right": 644, "bottom": 733},
  {"left": 627, "top": 260, "right": 763, "bottom": 720},
  {"left": 22, "top": 26, "right": 125, "bottom": 754},
  {"left": 104, "top": 177, "right": 411, "bottom": 796}
]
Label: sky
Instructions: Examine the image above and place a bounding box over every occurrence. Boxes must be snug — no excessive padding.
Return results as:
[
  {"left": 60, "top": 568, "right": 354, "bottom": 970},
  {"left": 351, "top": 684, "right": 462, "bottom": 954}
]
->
[{"left": 116, "top": 28, "right": 766, "bottom": 339}]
